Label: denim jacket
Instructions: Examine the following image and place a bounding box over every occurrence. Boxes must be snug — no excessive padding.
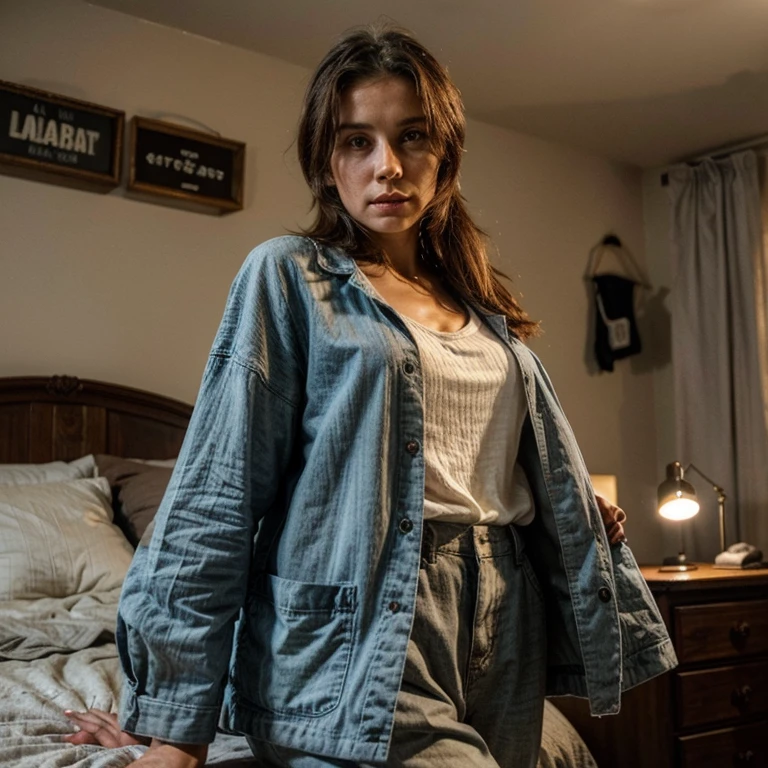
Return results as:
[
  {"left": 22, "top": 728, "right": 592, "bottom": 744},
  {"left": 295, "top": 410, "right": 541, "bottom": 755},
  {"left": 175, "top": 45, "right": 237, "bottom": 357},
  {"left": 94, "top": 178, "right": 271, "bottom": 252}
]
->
[{"left": 117, "top": 236, "right": 677, "bottom": 762}]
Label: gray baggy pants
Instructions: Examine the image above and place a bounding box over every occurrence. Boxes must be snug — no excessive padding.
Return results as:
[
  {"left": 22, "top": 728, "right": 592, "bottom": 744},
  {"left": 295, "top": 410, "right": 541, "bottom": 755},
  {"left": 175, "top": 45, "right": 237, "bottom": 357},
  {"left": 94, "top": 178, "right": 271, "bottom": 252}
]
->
[{"left": 249, "top": 522, "right": 547, "bottom": 767}]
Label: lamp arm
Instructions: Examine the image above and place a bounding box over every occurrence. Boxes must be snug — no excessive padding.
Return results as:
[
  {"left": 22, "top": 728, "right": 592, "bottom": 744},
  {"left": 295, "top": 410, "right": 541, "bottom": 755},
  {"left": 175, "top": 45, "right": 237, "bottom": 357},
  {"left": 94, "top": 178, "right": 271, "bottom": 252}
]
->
[
  {"left": 684, "top": 463, "right": 728, "bottom": 552},
  {"left": 684, "top": 463, "right": 726, "bottom": 499}
]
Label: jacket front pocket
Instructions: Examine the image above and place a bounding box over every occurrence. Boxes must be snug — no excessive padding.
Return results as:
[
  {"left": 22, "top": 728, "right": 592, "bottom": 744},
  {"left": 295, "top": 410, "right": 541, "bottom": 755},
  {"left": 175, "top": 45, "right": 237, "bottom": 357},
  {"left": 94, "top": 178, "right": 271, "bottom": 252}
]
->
[{"left": 238, "top": 573, "right": 357, "bottom": 717}]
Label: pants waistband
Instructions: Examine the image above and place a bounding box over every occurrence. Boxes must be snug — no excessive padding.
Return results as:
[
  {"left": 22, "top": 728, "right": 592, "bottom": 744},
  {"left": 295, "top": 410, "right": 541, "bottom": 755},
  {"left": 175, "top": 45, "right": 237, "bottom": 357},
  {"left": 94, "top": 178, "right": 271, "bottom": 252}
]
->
[{"left": 420, "top": 522, "right": 525, "bottom": 565}]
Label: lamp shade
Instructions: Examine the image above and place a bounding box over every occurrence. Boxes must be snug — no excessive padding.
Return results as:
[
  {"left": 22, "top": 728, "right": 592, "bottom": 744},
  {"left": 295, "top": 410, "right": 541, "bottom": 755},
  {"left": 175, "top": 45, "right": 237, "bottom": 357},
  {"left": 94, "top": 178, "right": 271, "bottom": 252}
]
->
[{"left": 658, "top": 461, "right": 700, "bottom": 521}]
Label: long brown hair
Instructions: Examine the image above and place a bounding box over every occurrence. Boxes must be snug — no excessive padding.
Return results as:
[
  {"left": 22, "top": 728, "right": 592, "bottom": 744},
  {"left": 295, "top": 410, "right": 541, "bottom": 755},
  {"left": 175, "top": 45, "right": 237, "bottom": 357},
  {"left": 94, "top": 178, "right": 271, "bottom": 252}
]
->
[{"left": 297, "top": 24, "right": 539, "bottom": 339}]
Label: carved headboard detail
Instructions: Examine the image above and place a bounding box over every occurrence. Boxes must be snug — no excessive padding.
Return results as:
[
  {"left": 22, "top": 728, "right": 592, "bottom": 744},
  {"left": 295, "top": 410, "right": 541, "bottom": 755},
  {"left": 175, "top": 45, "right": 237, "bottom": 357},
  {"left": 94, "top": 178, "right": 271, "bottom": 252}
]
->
[{"left": 0, "top": 376, "right": 193, "bottom": 463}]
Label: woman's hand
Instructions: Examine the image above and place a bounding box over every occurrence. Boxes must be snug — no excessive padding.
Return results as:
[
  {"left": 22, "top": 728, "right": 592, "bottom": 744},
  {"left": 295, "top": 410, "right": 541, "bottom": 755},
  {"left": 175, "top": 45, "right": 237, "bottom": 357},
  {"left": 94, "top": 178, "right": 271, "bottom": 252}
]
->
[
  {"left": 125, "top": 741, "right": 209, "bottom": 767},
  {"left": 595, "top": 493, "right": 627, "bottom": 545},
  {"left": 63, "top": 709, "right": 208, "bottom": 767},
  {"left": 64, "top": 709, "right": 148, "bottom": 748}
]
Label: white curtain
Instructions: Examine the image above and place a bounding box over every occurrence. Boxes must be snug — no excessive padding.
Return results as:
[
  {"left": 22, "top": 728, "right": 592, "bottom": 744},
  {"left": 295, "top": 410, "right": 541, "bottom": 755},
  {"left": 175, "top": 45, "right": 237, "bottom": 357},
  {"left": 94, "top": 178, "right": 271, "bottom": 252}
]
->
[{"left": 668, "top": 150, "right": 768, "bottom": 560}]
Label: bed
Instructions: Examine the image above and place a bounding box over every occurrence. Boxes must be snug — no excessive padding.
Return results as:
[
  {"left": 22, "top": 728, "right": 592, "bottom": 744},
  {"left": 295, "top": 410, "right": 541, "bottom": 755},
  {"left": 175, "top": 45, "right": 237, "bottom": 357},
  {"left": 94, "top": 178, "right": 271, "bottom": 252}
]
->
[{"left": 0, "top": 374, "right": 597, "bottom": 768}]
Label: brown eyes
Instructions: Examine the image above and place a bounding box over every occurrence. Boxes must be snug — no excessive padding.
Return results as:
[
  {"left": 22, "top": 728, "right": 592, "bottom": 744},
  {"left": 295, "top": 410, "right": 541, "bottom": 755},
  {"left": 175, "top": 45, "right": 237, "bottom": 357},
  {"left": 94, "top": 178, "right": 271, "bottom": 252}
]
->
[
  {"left": 343, "top": 131, "right": 427, "bottom": 150},
  {"left": 402, "top": 130, "right": 426, "bottom": 143}
]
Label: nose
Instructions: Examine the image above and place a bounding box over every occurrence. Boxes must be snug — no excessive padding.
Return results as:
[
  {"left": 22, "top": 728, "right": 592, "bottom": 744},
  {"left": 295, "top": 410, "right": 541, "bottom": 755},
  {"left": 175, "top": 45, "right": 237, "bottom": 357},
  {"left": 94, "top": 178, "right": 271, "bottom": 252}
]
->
[{"left": 375, "top": 140, "right": 402, "bottom": 181}]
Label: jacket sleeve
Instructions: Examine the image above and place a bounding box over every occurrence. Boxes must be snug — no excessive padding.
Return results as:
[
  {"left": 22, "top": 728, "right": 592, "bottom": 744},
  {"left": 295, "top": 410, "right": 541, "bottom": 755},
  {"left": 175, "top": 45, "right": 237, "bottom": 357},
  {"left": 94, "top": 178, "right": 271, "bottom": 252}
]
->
[{"left": 117, "top": 241, "right": 306, "bottom": 744}]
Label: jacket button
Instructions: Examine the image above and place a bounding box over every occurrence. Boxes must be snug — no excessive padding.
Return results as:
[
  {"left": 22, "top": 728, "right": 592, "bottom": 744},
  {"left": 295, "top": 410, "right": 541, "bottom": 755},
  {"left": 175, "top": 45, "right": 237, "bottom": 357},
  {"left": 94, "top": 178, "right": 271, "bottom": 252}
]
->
[
  {"left": 598, "top": 587, "right": 612, "bottom": 603},
  {"left": 389, "top": 601, "right": 400, "bottom": 612},
  {"left": 404, "top": 362, "right": 415, "bottom": 375},
  {"left": 406, "top": 440, "right": 420, "bottom": 455},
  {"left": 399, "top": 518, "right": 413, "bottom": 534}
]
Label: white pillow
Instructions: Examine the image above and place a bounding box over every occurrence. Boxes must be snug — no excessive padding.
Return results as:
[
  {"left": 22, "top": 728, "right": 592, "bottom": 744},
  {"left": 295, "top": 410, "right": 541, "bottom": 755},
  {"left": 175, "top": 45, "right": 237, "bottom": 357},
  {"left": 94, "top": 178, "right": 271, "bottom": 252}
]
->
[
  {"left": 0, "top": 455, "right": 96, "bottom": 485},
  {"left": 0, "top": 477, "right": 133, "bottom": 599}
]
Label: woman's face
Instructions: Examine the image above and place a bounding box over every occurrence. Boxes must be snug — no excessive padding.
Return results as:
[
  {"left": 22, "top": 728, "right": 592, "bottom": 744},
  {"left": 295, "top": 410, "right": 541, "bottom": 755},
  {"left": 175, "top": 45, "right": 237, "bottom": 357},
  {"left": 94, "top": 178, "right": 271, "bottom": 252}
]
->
[{"left": 329, "top": 76, "right": 440, "bottom": 250}]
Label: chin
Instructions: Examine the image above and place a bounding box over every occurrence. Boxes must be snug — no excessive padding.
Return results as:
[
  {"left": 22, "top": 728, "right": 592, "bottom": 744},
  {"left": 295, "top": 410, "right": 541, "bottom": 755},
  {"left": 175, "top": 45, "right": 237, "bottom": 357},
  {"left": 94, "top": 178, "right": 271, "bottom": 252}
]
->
[{"left": 365, "top": 218, "right": 419, "bottom": 235}]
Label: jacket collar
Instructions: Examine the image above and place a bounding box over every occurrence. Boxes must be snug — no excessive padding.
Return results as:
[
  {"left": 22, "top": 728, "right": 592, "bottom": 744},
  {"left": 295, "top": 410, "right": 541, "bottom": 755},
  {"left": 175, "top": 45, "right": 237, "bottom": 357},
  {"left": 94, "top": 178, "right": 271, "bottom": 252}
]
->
[
  {"left": 477, "top": 312, "right": 510, "bottom": 341},
  {"left": 312, "top": 240, "right": 357, "bottom": 276},
  {"left": 312, "top": 238, "right": 510, "bottom": 341}
]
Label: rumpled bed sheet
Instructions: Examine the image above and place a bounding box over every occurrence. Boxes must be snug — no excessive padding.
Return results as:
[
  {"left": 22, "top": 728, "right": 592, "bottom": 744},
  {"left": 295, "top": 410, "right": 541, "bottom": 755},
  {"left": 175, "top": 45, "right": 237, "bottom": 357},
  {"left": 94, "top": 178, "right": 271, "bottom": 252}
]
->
[
  {"left": 0, "top": 592, "right": 256, "bottom": 767},
  {"left": 0, "top": 592, "right": 595, "bottom": 767}
]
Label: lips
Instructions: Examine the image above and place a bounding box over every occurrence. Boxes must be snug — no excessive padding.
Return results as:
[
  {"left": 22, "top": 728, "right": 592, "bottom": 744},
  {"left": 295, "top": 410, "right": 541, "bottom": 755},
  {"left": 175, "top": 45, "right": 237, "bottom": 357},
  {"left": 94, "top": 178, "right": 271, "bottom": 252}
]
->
[
  {"left": 370, "top": 193, "right": 412, "bottom": 215},
  {"left": 371, "top": 192, "right": 410, "bottom": 204}
]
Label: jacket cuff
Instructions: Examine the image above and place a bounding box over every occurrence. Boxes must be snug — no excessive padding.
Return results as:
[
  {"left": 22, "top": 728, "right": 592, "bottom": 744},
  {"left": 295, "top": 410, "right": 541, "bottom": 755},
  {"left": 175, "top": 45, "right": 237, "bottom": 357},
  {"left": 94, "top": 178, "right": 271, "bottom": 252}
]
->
[
  {"left": 621, "top": 637, "right": 679, "bottom": 693},
  {"left": 119, "top": 684, "right": 220, "bottom": 745}
]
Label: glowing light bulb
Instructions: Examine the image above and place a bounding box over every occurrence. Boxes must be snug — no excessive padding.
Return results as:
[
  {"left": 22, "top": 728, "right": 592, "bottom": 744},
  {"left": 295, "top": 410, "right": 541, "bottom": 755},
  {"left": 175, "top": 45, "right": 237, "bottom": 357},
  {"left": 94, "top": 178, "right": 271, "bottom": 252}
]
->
[{"left": 659, "top": 496, "right": 700, "bottom": 520}]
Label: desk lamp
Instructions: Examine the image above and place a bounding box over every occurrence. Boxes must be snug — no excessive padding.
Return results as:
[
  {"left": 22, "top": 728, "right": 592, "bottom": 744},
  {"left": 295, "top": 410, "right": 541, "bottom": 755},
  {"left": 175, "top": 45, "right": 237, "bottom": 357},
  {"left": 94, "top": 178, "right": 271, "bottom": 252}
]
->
[{"left": 657, "top": 461, "right": 727, "bottom": 572}]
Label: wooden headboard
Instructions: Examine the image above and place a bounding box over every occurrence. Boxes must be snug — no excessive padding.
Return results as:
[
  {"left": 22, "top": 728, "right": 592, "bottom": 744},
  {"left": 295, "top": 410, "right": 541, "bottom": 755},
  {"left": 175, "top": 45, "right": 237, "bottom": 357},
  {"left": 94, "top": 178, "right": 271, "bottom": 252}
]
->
[{"left": 0, "top": 375, "right": 193, "bottom": 463}]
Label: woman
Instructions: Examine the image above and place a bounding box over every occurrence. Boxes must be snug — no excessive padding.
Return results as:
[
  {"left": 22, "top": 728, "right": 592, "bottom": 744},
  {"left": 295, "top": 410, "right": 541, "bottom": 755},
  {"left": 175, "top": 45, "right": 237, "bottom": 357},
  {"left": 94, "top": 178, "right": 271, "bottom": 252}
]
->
[{"left": 65, "top": 24, "right": 675, "bottom": 768}]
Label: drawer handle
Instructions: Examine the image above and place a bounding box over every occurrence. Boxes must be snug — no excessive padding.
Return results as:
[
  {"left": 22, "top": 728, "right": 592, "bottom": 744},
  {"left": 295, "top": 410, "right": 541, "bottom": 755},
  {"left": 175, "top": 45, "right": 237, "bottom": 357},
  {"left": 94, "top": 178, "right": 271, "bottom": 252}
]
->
[
  {"left": 737, "top": 750, "right": 754, "bottom": 764},
  {"left": 731, "top": 622, "right": 752, "bottom": 641},
  {"left": 732, "top": 685, "right": 753, "bottom": 708}
]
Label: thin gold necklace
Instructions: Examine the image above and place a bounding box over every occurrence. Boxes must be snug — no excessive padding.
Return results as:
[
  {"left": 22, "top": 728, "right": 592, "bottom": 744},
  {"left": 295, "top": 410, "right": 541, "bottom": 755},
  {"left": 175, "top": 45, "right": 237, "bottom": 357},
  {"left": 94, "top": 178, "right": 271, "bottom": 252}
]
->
[
  {"left": 389, "top": 264, "right": 426, "bottom": 285},
  {"left": 397, "top": 246, "right": 428, "bottom": 282}
]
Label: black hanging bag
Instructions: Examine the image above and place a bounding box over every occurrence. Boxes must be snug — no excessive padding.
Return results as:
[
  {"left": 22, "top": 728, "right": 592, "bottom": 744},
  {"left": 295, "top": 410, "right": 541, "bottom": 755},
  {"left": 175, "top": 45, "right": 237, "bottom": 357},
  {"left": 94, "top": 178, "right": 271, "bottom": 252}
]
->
[{"left": 587, "top": 235, "right": 650, "bottom": 372}]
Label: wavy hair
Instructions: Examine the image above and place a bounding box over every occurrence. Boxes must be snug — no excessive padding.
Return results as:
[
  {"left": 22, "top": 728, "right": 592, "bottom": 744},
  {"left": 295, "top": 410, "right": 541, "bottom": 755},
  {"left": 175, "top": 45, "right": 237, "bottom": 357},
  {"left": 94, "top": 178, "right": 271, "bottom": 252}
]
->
[{"left": 297, "top": 24, "right": 538, "bottom": 339}]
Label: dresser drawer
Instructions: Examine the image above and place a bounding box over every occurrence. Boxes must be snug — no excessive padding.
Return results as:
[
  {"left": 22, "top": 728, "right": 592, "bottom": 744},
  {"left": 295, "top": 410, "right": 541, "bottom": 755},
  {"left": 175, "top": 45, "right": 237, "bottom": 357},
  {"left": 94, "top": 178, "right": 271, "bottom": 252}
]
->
[
  {"left": 676, "top": 661, "right": 768, "bottom": 729},
  {"left": 674, "top": 600, "right": 768, "bottom": 663},
  {"left": 679, "top": 721, "right": 768, "bottom": 768}
]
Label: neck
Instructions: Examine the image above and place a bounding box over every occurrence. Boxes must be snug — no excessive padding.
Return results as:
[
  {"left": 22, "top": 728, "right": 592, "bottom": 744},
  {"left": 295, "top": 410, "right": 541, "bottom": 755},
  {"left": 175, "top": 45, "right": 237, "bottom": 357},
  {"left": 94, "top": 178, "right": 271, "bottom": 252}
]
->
[{"left": 373, "top": 229, "right": 420, "bottom": 279}]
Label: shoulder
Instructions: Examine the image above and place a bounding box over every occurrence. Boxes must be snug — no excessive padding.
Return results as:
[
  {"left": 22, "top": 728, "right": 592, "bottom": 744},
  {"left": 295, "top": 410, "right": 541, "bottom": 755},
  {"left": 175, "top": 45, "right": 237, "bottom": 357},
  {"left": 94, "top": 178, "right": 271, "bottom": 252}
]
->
[
  {"left": 227, "top": 236, "right": 322, "bottom": 307},
  {"left": 215, "top": 238, "right": 315, "bottom": 361},
  {"left": 241, "top": 236, "right": 356, "bottom": 283},
  {"left": 242, "top": 235, "right": 320, "bottom": 275}
]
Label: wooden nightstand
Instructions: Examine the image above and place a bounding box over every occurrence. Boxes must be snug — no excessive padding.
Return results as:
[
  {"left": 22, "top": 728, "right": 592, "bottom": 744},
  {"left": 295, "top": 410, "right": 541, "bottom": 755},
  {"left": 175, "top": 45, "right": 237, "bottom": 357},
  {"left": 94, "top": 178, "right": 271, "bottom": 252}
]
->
[{"left": 553, "top": 565, "right": 768, "bottom": 768}]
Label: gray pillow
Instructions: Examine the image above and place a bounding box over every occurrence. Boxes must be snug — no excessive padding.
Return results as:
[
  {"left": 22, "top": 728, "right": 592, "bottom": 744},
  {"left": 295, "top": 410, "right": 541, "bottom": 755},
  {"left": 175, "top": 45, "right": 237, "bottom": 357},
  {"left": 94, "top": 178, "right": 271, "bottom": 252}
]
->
[{"left": 95, "top": 455, "right": 173, "bottom": 547}]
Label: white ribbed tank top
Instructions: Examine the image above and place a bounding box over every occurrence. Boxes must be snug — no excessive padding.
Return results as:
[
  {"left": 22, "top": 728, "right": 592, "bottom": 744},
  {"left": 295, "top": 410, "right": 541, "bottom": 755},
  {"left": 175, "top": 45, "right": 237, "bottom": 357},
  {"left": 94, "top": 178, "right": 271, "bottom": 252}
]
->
[{"left": 398, "top": 305, "right": 534, "bottom": 526}]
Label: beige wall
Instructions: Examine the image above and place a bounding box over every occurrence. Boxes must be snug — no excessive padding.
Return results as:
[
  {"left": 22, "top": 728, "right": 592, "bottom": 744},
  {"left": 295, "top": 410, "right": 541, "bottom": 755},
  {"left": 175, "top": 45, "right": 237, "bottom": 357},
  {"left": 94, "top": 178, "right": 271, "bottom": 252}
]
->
[
  {"left": 0, "top": 0, "right": 665, "bottom": 560},
  {"left": 463, "top": 123, "right": 664, "bottom": 559},
  {"left": 641, "top": 166, "right": 696, "bottom": 559},
  {"left": 0, "top": 0, "right": 313, "bottom": 401}
]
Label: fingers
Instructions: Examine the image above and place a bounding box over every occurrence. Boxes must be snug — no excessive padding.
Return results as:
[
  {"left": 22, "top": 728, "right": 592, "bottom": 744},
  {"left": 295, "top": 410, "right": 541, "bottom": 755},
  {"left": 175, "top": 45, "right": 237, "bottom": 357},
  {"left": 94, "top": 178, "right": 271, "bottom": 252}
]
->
[
  {"left": 64, "top": 708, "right": 120, "bottom": 733},
  {"left": 63, "top": 709, "right": 146, "bottom": 748},
  {"left": 596, "top": 494, "right": 625, "bottom": 523},
  {"left": 594, "top": 493, "right": 628, "bottom": 543},
  {"left": 63, "top": 709, "right": 122, "bottom": 749},
  {"left": 65, "top": 708, "right": 118, "bottom": 725},
  {"left": 63, "top": 731, "right": 99, "bottom": 745},
  {"left": 605, "top": 520, "right": 626, "bottom": 545},
  {"left": 595, "top": 493, "right": 613, "bottom": 522},
  {"left": 131, "top": 742, "right": 209, "bottom": 767},
  {"left": 609, "top": 506, "right": 627, "bottom": 544}
]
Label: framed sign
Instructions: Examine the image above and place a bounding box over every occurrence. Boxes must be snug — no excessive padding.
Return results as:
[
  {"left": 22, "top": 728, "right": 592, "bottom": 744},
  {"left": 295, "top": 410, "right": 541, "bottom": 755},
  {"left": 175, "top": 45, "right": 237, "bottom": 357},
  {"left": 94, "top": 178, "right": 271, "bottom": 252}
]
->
[
  {"left": 128, "top": 117, "right": 245, "bottom": 214},
  {"left": 0, "top": 80, "right": 123, "bottom": 192}
]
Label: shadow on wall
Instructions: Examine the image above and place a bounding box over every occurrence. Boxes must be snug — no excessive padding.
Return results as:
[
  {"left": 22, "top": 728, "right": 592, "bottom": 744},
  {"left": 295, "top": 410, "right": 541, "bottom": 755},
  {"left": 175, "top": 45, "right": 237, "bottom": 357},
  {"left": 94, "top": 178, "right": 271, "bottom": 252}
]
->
[{"left": 582, "top": 280, "right": 672, "bottom": 376}]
